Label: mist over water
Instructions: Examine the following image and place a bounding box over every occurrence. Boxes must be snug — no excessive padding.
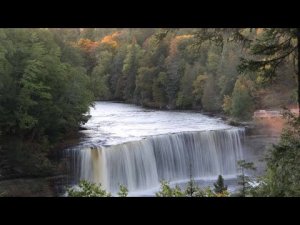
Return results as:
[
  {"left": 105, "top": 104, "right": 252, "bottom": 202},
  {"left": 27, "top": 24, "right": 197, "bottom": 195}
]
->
[{"left": 67, "top": 102, "right": 245, "bottom": 195}]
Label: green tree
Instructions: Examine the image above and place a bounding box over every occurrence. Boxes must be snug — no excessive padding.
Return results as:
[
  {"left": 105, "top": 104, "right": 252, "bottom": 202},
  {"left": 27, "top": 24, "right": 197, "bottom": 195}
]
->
[
  {"left": 152, "top": 72, "right": 168, "bottom": 108},
  {"left": 165, "top": 58, "right": 183, "bottom": 108},
  {"left": 238, "top": 28, "right": 299, "bottom": 114},
  {"left": 135, "top": 66, "right": 157, "bottom": 106},
  {"left": 80, "top": 28, "right": 97, "bottom": 41},
  {"left": 110, "top": 45, "right": 127, "bottom": 100},
  {"left": 184, "top": 179, "right": 205, "bottom": 197},
  {"left": 0, "top": 29, "right": 92, "bottom": 140},
  {"left": 213, "top": 175, "right": 228, "bottom": 194},
  {"left": 155, "top": 180, "right": 185, "bottom": 197},
  {"left": 176, "top": 64, "right": 198, "bottom": 109},
  {"left": 206, "top": 45, "right": 221, "bottom": 74},
  {"left": 164, "top": 37, "right": 186, "bottom": 109},
  {"left": 192, "top": 74, "right": 208, "bottom": 107},
  {"left": 217, "top": 42, "right": 242, "bottom": 97},
  {"left": 90, "top": 50, "right": 113, "bottom": 99},
  {"left": 230, "top": 76, "right": 255, "bottom": 120},
  {"left": 67, "top": 181, "right": 130, "bottom": 197},
  {"left": 202, "top": 75, "right": 221, "bottom": 112},
  {"left": 237, "top": 160, "right": 256, "bottom": 197},
  {"left": 0, "top": 29, "right": 93, "bottom": 177},
  {"left": 117, "top": 184, "right": 128, "bottom": 197},
  {"left": 129, "top": 28, "right": 156, "bottom": 46},
  {"left": 253, "top": 111, "right": 300, "bottom": 197},
  {"left": 122, "top": 43, "right": 143, "bottom": 101},
  {"left": 154, "top": 179, "right": 229, "bottom": 197},
  {"left": 68, "top": 180, "right": 111, "bottom": 197},
  {"left": 222, "top": 95, "right": 232, "bottom": 115}
]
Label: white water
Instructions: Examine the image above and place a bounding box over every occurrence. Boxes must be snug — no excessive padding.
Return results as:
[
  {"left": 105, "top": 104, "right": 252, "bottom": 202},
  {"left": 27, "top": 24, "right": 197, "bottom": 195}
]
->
[{"left": 67, "top": 102, "right": 244, "bottom": 195}]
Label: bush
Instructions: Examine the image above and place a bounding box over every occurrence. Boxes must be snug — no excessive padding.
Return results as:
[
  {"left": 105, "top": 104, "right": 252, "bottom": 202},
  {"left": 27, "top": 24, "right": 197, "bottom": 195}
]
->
[
  {"left": 156, "top": 178, "right": 230, "bottom": 197},
  {"left": 68, "top": 180, "right": 112, "bottom": 197},
  {"left": 67, "top": 178, "right": 232, "bottom": 197},
  {"left": 117, "top": 184, "right": 128, "bottom": 197},
  {"left": 67, "top": 180, "right": 130, "bottom": 197},
  {"left": 155, "top": 180, "right": 185, "bottom": 197}
]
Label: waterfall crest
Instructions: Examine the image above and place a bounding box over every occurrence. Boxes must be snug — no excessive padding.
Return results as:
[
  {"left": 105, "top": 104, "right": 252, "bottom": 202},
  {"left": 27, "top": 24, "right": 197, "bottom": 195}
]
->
[{"left": 68, "top": 128, "right": 244, "bottom": 193}]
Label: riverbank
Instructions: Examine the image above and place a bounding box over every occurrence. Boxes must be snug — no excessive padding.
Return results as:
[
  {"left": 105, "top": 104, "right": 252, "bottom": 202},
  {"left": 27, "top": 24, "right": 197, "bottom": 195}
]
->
[
  {"left": 107, "top": 100, "right": 245, "bottom": 126},
  {"left": 0, "top": 101, "right": 284, "bottom": 196},
  {"left": 0, "top": 131, "right": 83, "bottom": 196},
  {"left": 0, "top": 175, "right": 66, "bottom": 197},
  {"left": 126, "top": 100, "right": 286, "bottom": 135}
]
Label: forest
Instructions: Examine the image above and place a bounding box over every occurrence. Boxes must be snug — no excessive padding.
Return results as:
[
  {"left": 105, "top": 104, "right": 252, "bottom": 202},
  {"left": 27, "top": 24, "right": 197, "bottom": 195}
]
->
[{"left": 0, "top": 28, "right": 299, "bottom": 197}]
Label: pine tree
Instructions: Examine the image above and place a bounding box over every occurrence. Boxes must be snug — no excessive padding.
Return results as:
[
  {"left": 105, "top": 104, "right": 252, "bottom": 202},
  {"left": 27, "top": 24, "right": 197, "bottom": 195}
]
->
[
  {"left": 237, "top": 160, "right": 256, "bottom": 197},
  {"left": 213, "top": 175, "right": 228, "bottom": 194},
  {"left": 238, "top": 28, "right": 299, "bottom": 115}
]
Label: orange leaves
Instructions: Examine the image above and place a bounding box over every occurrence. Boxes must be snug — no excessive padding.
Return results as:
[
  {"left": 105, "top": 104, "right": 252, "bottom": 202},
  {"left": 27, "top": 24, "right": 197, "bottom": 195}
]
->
[
  {"left": 73, "top": 31, "right": 122, "bottom": 53},
  {"left": 100, "top": 35, "right": 118, "bottom": 48},
  {"left": 174, "top": 34, "right": 193, "bottom": 41},
  {"left": 76, "top": 38, "right": 100, "bottom": 53},
  {"left": 99, "top": 31, "right": 121, "bottom": 48}
]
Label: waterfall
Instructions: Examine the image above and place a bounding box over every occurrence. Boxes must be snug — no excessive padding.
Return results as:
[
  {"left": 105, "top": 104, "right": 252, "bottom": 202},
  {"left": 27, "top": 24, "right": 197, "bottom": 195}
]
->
[{"left": 67, "top": 128, "right": 244, "bottom": 193}]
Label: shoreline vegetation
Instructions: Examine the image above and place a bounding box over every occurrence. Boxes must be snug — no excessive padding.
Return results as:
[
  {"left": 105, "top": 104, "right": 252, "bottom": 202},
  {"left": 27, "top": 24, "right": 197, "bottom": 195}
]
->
[
  {"left": 0, "top": 28, "right": 298, "bottom": 196},
  {"left": 67, "top": 161, "right": 255, "bottom": 197},
  {"left": 0, "top": 101, "right": 247, "bottom": 197},
  {"left": 0, "top": 111, "right": 282, "bottom": 197}
]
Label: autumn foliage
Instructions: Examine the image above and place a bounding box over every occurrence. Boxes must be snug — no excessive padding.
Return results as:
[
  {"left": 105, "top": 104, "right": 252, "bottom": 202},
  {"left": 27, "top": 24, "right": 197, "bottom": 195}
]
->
[
  {"left": 72, "top": 31, "right": 122, "bottom": 53},
  {"left": 99, "top": 31, "right": 121, "bottom": 48},
  {"left": 76, "top": 38, "right": 100, "bottom": 52}
]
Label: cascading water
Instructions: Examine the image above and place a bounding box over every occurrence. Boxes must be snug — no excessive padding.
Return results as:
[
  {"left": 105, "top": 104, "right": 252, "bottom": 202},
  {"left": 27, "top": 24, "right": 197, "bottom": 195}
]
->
[
  {"left": 65, "top": 102, "right": 245, "bottom": 195},
  {"left": 68, "top": 128, "right": 244, "bottom": 194}
]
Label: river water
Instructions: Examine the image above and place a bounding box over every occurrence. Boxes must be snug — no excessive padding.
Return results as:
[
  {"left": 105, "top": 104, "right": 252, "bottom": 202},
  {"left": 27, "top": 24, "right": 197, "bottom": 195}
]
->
[{"left": 66, "top": 102, "right": 246, "bottom": 196}]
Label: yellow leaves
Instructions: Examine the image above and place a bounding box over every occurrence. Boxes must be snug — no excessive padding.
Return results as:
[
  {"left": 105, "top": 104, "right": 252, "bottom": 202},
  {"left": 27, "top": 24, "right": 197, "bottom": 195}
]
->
[
  {"left": 174, "top": 34, "right": 193, "bottom": 41},
  {"left": 75, "top": 38, "right": 100, "bottom": 52},
  {"left": 73, "top": 31, "right": 122, "bottom": 52},
  {"left": 100, "top": 36, "right": 118, "bottom": 48},
  {"left": 99, "top": 31, "right": 121, "bottom": 48}
]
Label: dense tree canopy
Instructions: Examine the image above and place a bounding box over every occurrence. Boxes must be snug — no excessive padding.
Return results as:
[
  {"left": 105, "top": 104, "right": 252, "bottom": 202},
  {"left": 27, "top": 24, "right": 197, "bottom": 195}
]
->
[
  {"left": 0, "top": 29, "right": 93, "bottom": 141},
  {"left": 73, "top": 28, "right": 297, "bottom": 118},
  {"left": 2, "top": 28, "right": 297, "bottom": 133},
  {"left": 0, "top": 29, "right": 93, "bottom": 177},
  {"left": 0, "top": 28, "right": 298, "bottom": 193}
]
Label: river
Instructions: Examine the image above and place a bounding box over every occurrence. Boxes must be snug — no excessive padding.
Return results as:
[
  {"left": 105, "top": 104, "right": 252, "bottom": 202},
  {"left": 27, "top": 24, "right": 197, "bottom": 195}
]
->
[{"left": 66, "top": 102, "right": 249, "bottom": 196}]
